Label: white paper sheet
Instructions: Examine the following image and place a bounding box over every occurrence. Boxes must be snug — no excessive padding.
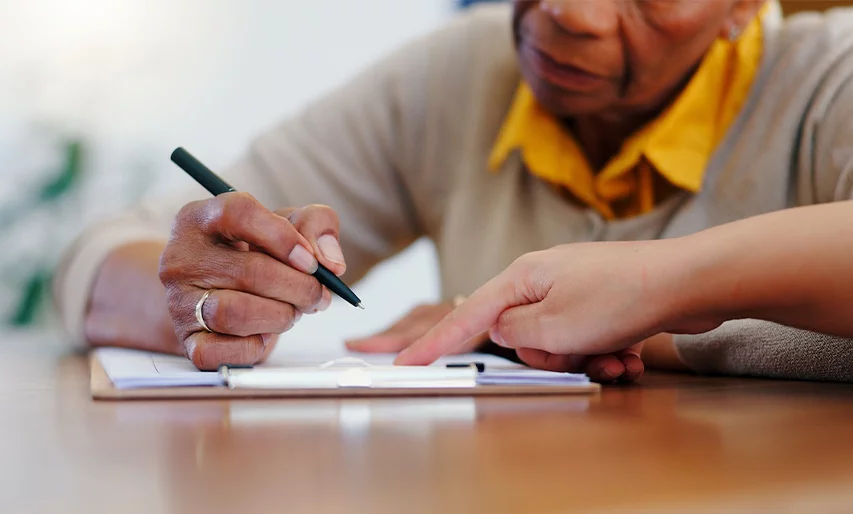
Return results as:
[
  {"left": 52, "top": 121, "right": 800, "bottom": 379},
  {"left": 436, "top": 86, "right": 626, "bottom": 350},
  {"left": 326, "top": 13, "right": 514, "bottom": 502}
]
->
[
  {"left": 476, "top": 369, "right": 591, "bottom": 385},
  {"left": 96, "top": 345, "right": 532, "bottom": 390},
  {"left": 97, "top": 348, "right": 223, "bottom": 389}
]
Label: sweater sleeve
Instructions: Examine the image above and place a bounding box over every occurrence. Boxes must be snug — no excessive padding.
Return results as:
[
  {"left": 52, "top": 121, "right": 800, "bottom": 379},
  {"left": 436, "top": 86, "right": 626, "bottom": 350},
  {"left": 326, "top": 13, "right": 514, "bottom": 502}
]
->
[
  {"left": 673, "top": 53, "right": 853, "bottom": 383},
  {"left": 673, "top": 321, "right": 853, "bottom": 382},
  {"left": 51, "top": 16, "right": 466, "bottom": 348}
]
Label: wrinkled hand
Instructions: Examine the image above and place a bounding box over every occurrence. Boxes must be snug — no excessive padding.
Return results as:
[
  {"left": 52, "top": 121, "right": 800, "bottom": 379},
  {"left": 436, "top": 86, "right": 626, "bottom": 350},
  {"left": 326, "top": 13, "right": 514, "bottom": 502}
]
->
[
  {"left": 346, "top": 303, "right": 489, "bottom": 354},
  {"left": 159, "top": 193, "right": 347, "bottom": 370},
  {"left": 396, "top": 241, "right": 720, "bottom": 382}
]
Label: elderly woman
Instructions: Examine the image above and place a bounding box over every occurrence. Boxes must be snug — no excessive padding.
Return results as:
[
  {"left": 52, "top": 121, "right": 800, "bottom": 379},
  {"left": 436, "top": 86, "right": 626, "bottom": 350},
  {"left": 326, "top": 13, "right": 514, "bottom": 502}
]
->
[{"left": 57, "top": 0, "right": 853, "bottom": 381}]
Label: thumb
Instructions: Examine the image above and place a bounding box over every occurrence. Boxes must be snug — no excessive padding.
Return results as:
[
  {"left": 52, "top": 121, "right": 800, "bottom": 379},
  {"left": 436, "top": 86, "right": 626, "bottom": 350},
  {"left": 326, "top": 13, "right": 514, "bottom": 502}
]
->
[
  {"left": 488, "top": 301, "right": 552, "bottom": 351},
  {"left": 395, "top": 261, "right": 541, "bottom": 365},
  {"left": 285, "top": 205, "right": 345, "bottom": 277}
]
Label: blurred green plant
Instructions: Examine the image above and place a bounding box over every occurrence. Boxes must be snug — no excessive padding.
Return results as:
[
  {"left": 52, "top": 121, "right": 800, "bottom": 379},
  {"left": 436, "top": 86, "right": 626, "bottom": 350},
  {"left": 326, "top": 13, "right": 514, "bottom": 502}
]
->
[{"left": 3, "top": 140, "right": 84, "bottom": 326}]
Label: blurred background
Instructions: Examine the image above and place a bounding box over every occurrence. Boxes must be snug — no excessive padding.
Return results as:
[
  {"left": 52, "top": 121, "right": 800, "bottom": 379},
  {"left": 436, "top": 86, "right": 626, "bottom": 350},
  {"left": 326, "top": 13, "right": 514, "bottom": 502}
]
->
[
  {"left": 0, "top": 0, "right": 847, "bottom": 346},
  {"left": 0, "top": 0, "right": 509, "bottom": 346}
]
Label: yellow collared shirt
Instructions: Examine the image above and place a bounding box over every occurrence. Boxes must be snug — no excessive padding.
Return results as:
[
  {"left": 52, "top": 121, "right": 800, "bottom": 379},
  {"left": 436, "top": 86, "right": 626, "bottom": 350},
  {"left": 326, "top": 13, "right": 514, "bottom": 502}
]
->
[{"left": 488, "top": 11, "right": 765, "bottom": 220}]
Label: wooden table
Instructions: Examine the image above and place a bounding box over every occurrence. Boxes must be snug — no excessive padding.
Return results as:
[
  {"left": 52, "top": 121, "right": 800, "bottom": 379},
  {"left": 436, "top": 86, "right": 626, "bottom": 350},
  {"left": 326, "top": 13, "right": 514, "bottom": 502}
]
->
[{"left": 4, "top": 334, "right": 853, "bottom": 514}]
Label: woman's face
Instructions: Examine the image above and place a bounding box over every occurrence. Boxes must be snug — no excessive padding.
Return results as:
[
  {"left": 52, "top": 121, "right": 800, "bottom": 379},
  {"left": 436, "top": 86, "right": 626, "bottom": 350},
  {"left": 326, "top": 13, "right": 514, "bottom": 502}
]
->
[{"left": 512, "top": 0, "right": 765, "bottom": 119}]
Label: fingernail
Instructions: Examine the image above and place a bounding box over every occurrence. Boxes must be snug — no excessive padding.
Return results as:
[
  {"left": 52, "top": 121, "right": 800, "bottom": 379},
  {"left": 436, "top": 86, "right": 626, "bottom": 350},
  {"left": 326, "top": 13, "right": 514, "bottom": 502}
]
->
[
  {"left": 294, "top": 312, "right": 303, "bottom": 324},
  {"left": 261, "top": 333, "right": 274, "bottom": 346},
  {"left": 314, "top": 292, "right": 332, "bottom": 313},
  {"left": 600, "top": 367, "right": 617, "bottom": 380},
  {"left": 318, "top": 235, "right": 345, "bottom": 266},
  {"left": 288, "top": 245, "right": 318, "bottom": 274},
  {"left": 394, "top": 350, "right": 409, "bottom": 365},
  {"left": 626, "top": 361, "right": 642, "bottom": 374}
]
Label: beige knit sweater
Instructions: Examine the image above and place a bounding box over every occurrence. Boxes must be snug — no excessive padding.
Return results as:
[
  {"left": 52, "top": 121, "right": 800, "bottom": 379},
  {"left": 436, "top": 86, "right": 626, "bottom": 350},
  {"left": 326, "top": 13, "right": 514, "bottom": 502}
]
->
[{"left": 55, "top": 3, "right": 853, "bottom": 381}]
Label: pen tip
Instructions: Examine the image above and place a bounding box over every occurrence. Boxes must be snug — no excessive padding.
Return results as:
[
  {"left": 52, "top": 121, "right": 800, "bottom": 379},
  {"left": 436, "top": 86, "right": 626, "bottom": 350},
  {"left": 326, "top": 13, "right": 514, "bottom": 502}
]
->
[{"left": 357, "top": 303, "right": 365, "bottom": 310}]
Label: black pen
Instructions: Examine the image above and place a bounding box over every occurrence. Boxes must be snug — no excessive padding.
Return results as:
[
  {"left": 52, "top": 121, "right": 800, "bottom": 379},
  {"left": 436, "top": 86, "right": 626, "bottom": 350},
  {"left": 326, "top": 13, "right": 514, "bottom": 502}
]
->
[{"left": 170, "top": 147, "right": 364, "bottom": 310}]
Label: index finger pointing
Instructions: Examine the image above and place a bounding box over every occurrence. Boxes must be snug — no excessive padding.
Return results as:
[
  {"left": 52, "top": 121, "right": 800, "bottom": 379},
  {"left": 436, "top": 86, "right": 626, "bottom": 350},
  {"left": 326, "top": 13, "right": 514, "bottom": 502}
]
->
[{"left": 394, "top": 275, "right": 516, "bottom": 366}]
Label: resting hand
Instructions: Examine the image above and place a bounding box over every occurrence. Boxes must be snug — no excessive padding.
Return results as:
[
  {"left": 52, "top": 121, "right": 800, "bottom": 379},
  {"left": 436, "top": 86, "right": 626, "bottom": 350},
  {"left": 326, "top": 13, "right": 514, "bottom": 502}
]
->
[
  {"left": 350, "top": 301, "right": 641, "bottom": 382},
  {"left": 395, "top": 240, "right": 719, "bottom": 380}
]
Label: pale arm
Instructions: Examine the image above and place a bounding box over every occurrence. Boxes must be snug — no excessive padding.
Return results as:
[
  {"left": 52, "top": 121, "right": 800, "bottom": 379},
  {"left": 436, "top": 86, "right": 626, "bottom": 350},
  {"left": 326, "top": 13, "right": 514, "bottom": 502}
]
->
[
  {"left": 397, "top": 201, "right": 853, "bottom": 383},
  {"left": 664, "top": 59, "right": 853, "bottom": 381},
  {"left": 644, "top": 202, "right": 853, "bottom": 379},
  {"left": 679, "top": 201, "right": 853, "bottom": 338}
]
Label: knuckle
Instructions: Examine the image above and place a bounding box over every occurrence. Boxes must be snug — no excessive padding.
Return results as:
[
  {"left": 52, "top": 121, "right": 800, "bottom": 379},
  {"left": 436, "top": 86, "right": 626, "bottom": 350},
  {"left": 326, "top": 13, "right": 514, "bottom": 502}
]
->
[
  {"left": 509, "top": 252, "right": 552, "bottom": 299},
  {"left": 236, "top": 254, "right": 269, "bottom": 291},
  {"left": 314, "top": 204, "right": 339, "bottom": 221},
  {"left": 288, "top": 275, "right": 324, "bottom": 310},
  {"left": 305, "top": 203, "right": 335, "bottom": 216},
  {"left": 175, "top": 200, "right": 202, "bottom": 225},
  {"left": 229, "top": 191, "right": 256, "bottom": 209},
  {"left": 274, "top": 207, "right": 298, "bottom": 219},
  {"left": 174, "top": 200, "right": 208, "bottom": 235},
  {"left": 158, "top": 247, "right": 189, "bottom": 288},
  {"left": 297, "top": 204, "right": 339, "bottom": 231},
  {"left": 509, "top": 257, "right": 532, "bottom": 279},
  {"left": 215, "top": 193, "right": 256, "bottom": 230},
  {"left": 512, "top": 252, "right": 541, "bottom": 274},
  {"left": 160, "top": 206, "right": 211, "bottom": 287},
  {"left": 281, "top": 306, "right": 298, "bottom": 331},
  {"left": 304, "top": 279, "right": 324, "bottom": 307},
  {"left": 495, "top": 314, "right": 514, "bottom": 346},
  {"left": 284, "top": 206, "right": 304, "bottom": 225},
  {"left": 157, "top": 249, "right": 176, "bottom": 285}
]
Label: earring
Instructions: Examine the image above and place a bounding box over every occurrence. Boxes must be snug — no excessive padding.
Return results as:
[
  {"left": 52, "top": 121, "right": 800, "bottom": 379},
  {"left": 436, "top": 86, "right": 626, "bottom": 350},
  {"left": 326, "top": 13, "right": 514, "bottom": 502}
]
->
[
  {"left": 728, "top": 26, "right": 742, "bottom": 42},
  {"left": 540, "top": 0, "right": 561, "bottom": 16}
]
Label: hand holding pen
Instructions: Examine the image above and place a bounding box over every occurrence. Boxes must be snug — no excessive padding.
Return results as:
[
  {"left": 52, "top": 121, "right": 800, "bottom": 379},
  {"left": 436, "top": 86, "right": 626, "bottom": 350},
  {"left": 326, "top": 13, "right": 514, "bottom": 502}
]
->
[{"left": 161, "top": 148, "right": 362, "bottom": 370}]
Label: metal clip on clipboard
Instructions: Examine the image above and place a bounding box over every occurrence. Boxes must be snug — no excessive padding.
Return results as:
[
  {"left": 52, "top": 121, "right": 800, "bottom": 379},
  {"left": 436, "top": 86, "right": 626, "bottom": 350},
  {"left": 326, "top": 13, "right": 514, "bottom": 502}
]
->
[{"left": 219, "top": 358, "right": 480, "bottom": 390}]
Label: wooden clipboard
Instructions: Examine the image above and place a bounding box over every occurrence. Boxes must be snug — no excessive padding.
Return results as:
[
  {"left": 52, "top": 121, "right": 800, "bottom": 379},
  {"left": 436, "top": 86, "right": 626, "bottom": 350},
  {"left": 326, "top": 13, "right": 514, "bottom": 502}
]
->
[{"left": 90, "top": 354, "right": 601, "bottom": 401}]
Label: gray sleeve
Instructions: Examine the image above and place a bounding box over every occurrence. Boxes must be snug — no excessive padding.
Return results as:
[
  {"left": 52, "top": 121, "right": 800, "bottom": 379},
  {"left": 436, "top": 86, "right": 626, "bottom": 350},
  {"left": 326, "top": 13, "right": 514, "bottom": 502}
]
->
[
  {"left": 674, "top": 58, "right": 853, "bottom": 383},
  {"left": 674, "top": 321, "right": 853, "bottom": 382},
  {"left": 797, "top": 50, "right": 853, "bottom": 204}
]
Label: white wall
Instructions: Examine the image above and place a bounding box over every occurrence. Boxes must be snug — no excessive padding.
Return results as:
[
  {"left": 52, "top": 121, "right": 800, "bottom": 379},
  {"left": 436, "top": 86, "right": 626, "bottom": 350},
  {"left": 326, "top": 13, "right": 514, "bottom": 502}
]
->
[{"left": 0, "top": 0, "right": 454, "bottom": 342}]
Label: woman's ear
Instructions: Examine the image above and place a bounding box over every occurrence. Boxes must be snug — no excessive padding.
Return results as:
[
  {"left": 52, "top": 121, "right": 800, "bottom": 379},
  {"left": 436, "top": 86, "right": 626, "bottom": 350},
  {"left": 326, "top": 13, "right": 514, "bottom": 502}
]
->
[{"left": 720, "top": 0, "right": 766, "bottom": 41}]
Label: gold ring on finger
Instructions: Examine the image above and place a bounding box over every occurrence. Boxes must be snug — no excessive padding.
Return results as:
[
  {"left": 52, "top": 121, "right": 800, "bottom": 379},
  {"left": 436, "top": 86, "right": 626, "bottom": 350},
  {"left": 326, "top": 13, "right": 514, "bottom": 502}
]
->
[{"left": 195, "top": 289, "right": 216, "bottom": 333}]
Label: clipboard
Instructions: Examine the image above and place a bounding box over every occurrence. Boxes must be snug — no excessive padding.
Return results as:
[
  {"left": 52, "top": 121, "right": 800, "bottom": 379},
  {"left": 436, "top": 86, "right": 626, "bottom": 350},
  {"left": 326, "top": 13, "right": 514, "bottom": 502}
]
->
[{"left": 89, "top": 354, "right": 601, "bottom": 400}]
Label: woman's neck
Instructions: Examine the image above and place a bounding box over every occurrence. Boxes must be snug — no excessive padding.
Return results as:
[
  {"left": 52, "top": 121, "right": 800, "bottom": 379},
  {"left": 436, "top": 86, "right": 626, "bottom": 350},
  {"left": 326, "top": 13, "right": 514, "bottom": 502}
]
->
[
  {"left": 570, "top": 114, "right": 654, "bottom": 172},
  {"left": 569, "top": 63, "right": 700, "bottom": 172}
]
